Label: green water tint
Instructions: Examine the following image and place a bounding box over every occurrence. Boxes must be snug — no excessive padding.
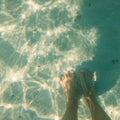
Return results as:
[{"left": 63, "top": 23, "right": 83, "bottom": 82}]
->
[{"left": 0, "top": 0, "right": 120, "bottom": 120}]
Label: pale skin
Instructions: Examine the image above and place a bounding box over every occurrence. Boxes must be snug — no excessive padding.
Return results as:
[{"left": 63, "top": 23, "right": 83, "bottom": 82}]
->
[{"left": 60, "top": 70, "right": 111, "bottom": 120}]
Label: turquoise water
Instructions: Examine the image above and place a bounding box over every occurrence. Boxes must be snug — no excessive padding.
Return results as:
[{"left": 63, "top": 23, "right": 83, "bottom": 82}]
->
[{"left": 0, "top": 0, "right": 120, "bottom": 120}]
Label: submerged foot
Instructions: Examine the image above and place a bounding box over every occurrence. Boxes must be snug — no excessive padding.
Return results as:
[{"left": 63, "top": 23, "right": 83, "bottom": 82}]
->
[
  {"left": 78, "top": 69, "right": 111, "bottom": 120},
  {"left": 60, "top": 71, "right": 81, "bottom": 101},
  {"left": 79, "top": 69, "right": 95, "bottom": 98},
  {"left": 60, "top": 69, "right": 94, "bottom": 101},
  {"left": 60, "top": 71, "right": 79, "bottom": 120},
  {"left": 78, "top": 69, "right": 96, "bottom": 109}
]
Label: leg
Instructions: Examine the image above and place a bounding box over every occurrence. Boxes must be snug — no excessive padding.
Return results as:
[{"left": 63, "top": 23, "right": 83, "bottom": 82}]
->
[
  {"left": 60, "top": 71, "right": 80, "bottom": 120},
  {"left": 86, "top": 93, "right": 111, "bottom": 120},
  {"left": 79, "top": 69, "right": 111, "bottom": 120}
]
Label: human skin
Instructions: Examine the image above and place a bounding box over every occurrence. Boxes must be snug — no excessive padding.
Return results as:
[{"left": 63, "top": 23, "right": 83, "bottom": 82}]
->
[
  {"left": 61, "top": 96, "right": 79, "bottom": 120},
  {"left": 85, "top": 93, "right": 111, "bottom": 120},
  {"left": 60, "top": 70, "right": 111, "bottom": 120}
]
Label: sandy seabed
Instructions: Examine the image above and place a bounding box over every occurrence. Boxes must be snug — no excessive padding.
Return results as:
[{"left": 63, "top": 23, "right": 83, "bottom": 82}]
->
[{"left": 0, "top": 0, "right": 120, "bottom": 120}]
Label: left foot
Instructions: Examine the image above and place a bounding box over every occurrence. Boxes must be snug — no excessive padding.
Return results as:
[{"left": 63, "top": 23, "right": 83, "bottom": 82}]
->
[
  {"left": 60, "top": 71, "right": 80, "bottom": 101},
  {"left": 60, "top": 71, "right": 79, "bottom": 120},
  {"left": 60, "top": 69, "right": 94, "bottom": 101}
]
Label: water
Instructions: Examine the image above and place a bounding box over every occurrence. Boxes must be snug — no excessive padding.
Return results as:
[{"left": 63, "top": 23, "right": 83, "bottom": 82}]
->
[{"left": 0, "top": 0, "right": 120, "bottom": 120}]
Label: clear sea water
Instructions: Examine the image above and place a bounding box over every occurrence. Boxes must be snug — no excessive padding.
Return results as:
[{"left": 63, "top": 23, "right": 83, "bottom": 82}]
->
[{"left": 0, "top": 0, "right": 120, "bottom": 120}]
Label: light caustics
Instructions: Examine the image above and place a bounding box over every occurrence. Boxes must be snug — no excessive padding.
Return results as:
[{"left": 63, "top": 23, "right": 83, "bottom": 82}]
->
[{"left": 0, "top": 0, "right": 120, "bottom": 120}]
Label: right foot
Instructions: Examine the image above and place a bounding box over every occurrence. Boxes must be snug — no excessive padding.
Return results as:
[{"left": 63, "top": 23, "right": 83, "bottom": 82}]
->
[
  {"left": 60, "top": 69, "right": 95, "bottom": 102},
  {"left": 78, "top": 69, "right": 95, "bottom": 98},
  {"left": 77, "top": 69, "right": 97, "bottom": 110}
]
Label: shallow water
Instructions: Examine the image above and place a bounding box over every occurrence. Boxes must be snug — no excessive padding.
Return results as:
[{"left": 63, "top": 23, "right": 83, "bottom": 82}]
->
[{"left": 0, "top": 0, "right": 120, "bottom": 120}]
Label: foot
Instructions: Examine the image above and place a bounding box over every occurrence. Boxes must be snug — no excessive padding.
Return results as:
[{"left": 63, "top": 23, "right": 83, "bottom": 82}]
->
[
  {"left": 78, "top": 69, "right": 95, "bottom": 98},
  {"left": 60, "top": 71, "right": 81, "bottom": 101},
  {"left": 77, "top": 69, "right": 96, "bottom": 110},
  {"left": 60, "top": 71, "right": 79, "bottom": 120}
]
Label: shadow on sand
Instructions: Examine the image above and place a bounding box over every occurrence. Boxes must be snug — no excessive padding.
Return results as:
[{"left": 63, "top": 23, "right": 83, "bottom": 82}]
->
[{"left": 75, "top": 0, "right": 120, "bottom": 95}]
